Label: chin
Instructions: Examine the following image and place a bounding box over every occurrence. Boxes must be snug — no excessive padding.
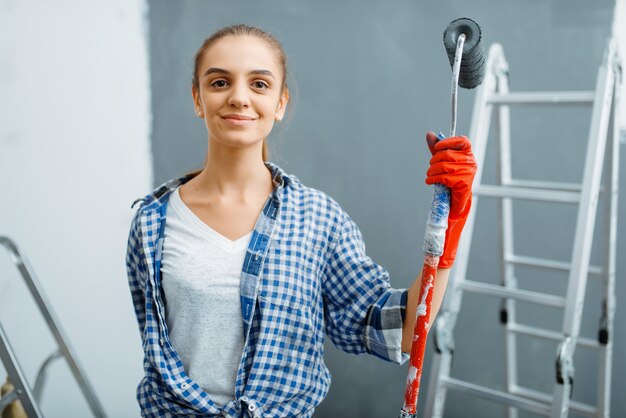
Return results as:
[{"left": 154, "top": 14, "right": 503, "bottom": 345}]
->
[{"left": 215, "top": 134, "right": 264, "bottom": 149}]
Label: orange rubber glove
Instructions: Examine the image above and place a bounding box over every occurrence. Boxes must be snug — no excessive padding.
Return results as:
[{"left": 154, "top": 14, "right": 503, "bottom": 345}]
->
[{"left": 425, "top": 131, "right": 477, "bottom": 268}]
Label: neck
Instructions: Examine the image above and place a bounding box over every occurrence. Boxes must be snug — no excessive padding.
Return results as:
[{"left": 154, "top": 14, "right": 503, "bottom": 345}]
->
[{"left": 195, "top": 138, "right": 272, "bottom": 199}]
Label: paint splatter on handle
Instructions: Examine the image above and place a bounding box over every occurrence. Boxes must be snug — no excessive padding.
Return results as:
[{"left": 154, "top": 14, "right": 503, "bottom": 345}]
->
[
  {"left": 399, "top": 133, "right": 450, "bottom": 417},
  {"left": 399, "top": 256, "right": 439, "bottom": 417}
]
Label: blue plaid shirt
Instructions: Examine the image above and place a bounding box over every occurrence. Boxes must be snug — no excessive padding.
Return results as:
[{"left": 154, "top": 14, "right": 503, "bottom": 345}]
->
[{"left": 126, "top": 162, "right": 409, "bottom": 417}]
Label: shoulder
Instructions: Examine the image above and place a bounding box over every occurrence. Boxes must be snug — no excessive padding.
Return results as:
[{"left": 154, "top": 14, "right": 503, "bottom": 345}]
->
[
  {"left": 127, "top": 174, "right": 195, "bottom": 249},
  {"left": 130, "top": 173, "right": 195, "bottom": 213},
  {"left": 274, "top": 163, "right": 347, "bottom": 226},
  {"left": 296, "top": 182, "right": 345, "bottom": 219}
]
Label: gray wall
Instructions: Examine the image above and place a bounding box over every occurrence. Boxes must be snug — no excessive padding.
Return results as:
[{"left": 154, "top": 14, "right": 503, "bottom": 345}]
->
[{"left": 148, "top": 1, "right": 623, "bottom": 417}]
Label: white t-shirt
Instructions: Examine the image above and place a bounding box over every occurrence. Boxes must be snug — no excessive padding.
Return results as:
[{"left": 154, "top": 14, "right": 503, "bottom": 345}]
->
[{"left": 161, "top": 185, "right": 252, "bottom": 407}]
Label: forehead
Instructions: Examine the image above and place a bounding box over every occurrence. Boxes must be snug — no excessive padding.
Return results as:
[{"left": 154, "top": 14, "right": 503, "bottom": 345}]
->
[{"left": 200, "top": 35, "right": 281, "bottom": 74}]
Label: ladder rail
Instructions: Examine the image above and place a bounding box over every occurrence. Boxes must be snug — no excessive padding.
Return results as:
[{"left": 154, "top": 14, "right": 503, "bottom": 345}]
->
[
  {"left": 597, "top": 47, "right": 621, "bottom": 418},
  {"left": 0, "top": 236, "right": 108, "bottom": 418},
  {"left": 551, "top": 39, "right": 618, "bottom": 418},
  {"left": 495, "top": 66, "right": 519, "bottom": 418}
]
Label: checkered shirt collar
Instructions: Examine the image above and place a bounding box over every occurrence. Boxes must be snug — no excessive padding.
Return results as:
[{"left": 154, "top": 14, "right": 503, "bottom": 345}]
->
[{"left": 131, "top": 161, "right": 291, "bottom": 210}]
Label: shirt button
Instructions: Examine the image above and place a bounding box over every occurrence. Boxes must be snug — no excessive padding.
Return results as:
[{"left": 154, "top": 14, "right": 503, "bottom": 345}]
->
[
  {"left": 248, "top": 404, "right": 256, "bottom": 412},
  {"left": 159, "top": 338, "right": 164, "bottom": 346},
  {"left": 181, "top": 382, "right": 189, "bottom": 389}
]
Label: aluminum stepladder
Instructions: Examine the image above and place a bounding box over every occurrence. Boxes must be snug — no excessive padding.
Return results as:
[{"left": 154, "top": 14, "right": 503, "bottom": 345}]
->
[
  {"left": 423, "top": 38, "right": 621, "bottom": 418},
  {"left": 0, "top": 236, "right": 107, "bottom": 417}
]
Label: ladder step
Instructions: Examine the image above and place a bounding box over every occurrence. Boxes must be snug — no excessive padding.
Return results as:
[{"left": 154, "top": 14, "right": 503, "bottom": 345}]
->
[
  {"left": 508, "top": 179, "right": 582, "bottom": 192},
  {"left": 0, "top": 389, "right": 20, "bottom": 410},
  {"left": 487, "top": 91, "right": 595, "bottom": 105},
  {"left": 506, "top": 254, "right": 603, "bottom": 276},
  {"left": 474, "top": 185, "right": 580, "bottom": 203},
  {"left": 442, "top": 377, "right": 551, "bottom": 416},
  {"left": 459, "top": 281, "right": 566, "bottom": 308},
  {"left": 507, "top": 323, "right": 601, "bottom": 349},
  {"left": 511, "top": 385, "right": 597, "bottom": 417}
]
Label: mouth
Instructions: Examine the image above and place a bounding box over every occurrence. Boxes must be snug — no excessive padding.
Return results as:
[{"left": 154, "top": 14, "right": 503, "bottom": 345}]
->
[
  {"left": 221, "top": 113, "right": 256, "bottom": 120},
  {"left": 221, "top": 113, "right": 257, "bottom": 123},
  {"left": 221, "top": 114, "right": 257, "bottom": 127}
]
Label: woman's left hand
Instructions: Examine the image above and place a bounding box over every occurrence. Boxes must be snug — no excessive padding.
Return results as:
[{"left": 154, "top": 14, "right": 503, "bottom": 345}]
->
[{"left": 425, "top": 131, "right": 477, "bottom": 268}]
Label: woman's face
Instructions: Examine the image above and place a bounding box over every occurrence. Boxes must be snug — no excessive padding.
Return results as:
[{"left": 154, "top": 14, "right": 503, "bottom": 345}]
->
[{"left": 192, "top": 35, "right": 289, "bottom": 152}]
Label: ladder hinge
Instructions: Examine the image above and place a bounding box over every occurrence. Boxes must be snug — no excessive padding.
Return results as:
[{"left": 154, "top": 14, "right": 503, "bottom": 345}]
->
[
  {"left": 598, "top": 309, "right": 609, "bottom": 345},
  {"left": 598, "top": 329, "right": 609, "bottom": 345},
  {"left": 555, "top": 336, "right": 575, "bottom": 399},
  {"left": 434, "top": 311, "right": 455, "bottom": 356},
  {"left": 499, "top": 301, "right": 508, "bottom": 324}
]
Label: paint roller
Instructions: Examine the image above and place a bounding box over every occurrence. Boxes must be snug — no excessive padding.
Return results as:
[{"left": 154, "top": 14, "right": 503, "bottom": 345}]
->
[
  {"left": 443, "top": 17, "right": 485, "bottom": 136},
  {"left": 398, "top": 17, "right": 485, "bottom": 418}
]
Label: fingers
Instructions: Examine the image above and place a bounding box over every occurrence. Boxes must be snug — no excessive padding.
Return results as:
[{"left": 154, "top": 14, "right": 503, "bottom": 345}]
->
[
  {"left": 425, "top": 169, "right": 475, "bottom": 187},
  {"left": 427, "top": 160, "right": 475, "bottom": 175},
  {"left": 426, "top": 131, "right": 439, "bottom": 156},
  {"left": 429, "top": 149, "right": 476, "bottom": 166},
  {"left": 433, "top": 136, "right": 471, "bottom": 153},
  {"left": 428, "top": 158, "right": 476, "bottom": 190},
  {"left": 425, "top": 133, "right": 472, "bottom": 157},
  {"left": 424, "top": 132, "right": 476, "bottom": 218}
]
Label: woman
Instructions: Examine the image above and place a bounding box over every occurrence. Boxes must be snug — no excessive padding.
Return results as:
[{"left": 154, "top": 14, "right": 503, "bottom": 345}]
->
[{"left": 126, "top": 24, "right": 476, "bottom": 418}]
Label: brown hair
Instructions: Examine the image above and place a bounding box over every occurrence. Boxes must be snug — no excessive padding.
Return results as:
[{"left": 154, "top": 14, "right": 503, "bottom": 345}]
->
[{"left": 187, "top": 24, "right": 289, "bottom": 177}]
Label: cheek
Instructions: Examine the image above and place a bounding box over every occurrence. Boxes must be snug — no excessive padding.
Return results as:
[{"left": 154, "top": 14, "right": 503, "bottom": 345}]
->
[
  {"left": 202, "top": 94, "right": 220, "bottom": 109},
  {"left": 261, "top": 96, "right": 282, "bottom": 115}
]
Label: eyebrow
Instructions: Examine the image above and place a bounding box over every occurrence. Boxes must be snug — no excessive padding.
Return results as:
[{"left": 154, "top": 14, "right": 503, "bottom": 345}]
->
[{"left": 203, "top": 67, "right": 276, "bottom": 79}]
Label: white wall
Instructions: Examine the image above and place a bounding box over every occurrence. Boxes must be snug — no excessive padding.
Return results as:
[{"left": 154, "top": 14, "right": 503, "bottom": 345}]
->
[
  {"left": 0, "top": 1, "right": 151, "bottom": 417},
  {"left": 615, "top": 0, "right": 626, "bottom": 132}
]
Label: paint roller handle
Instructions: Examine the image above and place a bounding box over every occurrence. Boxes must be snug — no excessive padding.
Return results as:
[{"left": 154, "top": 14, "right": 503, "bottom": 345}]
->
[
  {"left": 399, "top": 131, "right": 475, "bottom": 416},
  {"left": 424, "top": 132, "right": 476, "bottom": 268}
]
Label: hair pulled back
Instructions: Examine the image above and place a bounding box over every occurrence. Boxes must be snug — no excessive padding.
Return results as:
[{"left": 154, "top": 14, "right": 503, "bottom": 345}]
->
[
  {"left": 193, "top": 24, "right": 288, "bottom": 94},
  {"left": 190, "top": 24, "right": 288, "bottom": 168}
]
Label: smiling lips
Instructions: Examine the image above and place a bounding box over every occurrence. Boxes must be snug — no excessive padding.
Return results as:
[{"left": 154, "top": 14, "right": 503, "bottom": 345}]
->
[{"left": 221, "top": 114, "right": 257, "bottom": 126}]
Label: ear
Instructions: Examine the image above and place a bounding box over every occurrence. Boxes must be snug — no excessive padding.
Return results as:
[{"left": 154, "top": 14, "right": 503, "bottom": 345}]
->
[
  {"left": 274, "top": 87, "right": 290, "bottom": 121},
  {"left": 192, "top": 86, "right": 204, "bottom": 118}
]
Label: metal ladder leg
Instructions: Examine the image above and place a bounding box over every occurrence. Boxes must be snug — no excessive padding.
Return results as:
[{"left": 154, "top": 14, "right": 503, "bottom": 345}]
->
[
  {"left": 0, "top": 237, "right": 108, "bottom": 418},
  {"left": 0, "top": 324, "right": 43, "bottom": 417},
  {"left": 550, "top": 39, "right": 617, "bottom": 418},
  {"left": 494, "top": 67, "right": 520, "bottom": 418},
  {"left": 597, "top": 46, "right": 621, "bottom": 418}
]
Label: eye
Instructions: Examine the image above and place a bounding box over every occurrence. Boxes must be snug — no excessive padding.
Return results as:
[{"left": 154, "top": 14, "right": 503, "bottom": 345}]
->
[
  {"left": 252, "top": 80, "right": 269, "bottom": 90},
  {"left": 210, "top": 79, "right": 228, "bottom": 88}
]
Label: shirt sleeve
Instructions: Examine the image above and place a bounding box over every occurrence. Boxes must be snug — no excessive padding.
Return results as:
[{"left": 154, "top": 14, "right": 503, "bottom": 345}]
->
[
  {"left": 321, "top": 209, "right": 409, "bottom": 365},
  {"left": 126, "top": 208, "right": 148, "bottom": 336}
]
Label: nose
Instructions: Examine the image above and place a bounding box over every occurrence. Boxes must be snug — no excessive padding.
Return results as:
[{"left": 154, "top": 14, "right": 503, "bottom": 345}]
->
[{"left": 227, "top": 80, "right": 250, "bottom": 108}]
